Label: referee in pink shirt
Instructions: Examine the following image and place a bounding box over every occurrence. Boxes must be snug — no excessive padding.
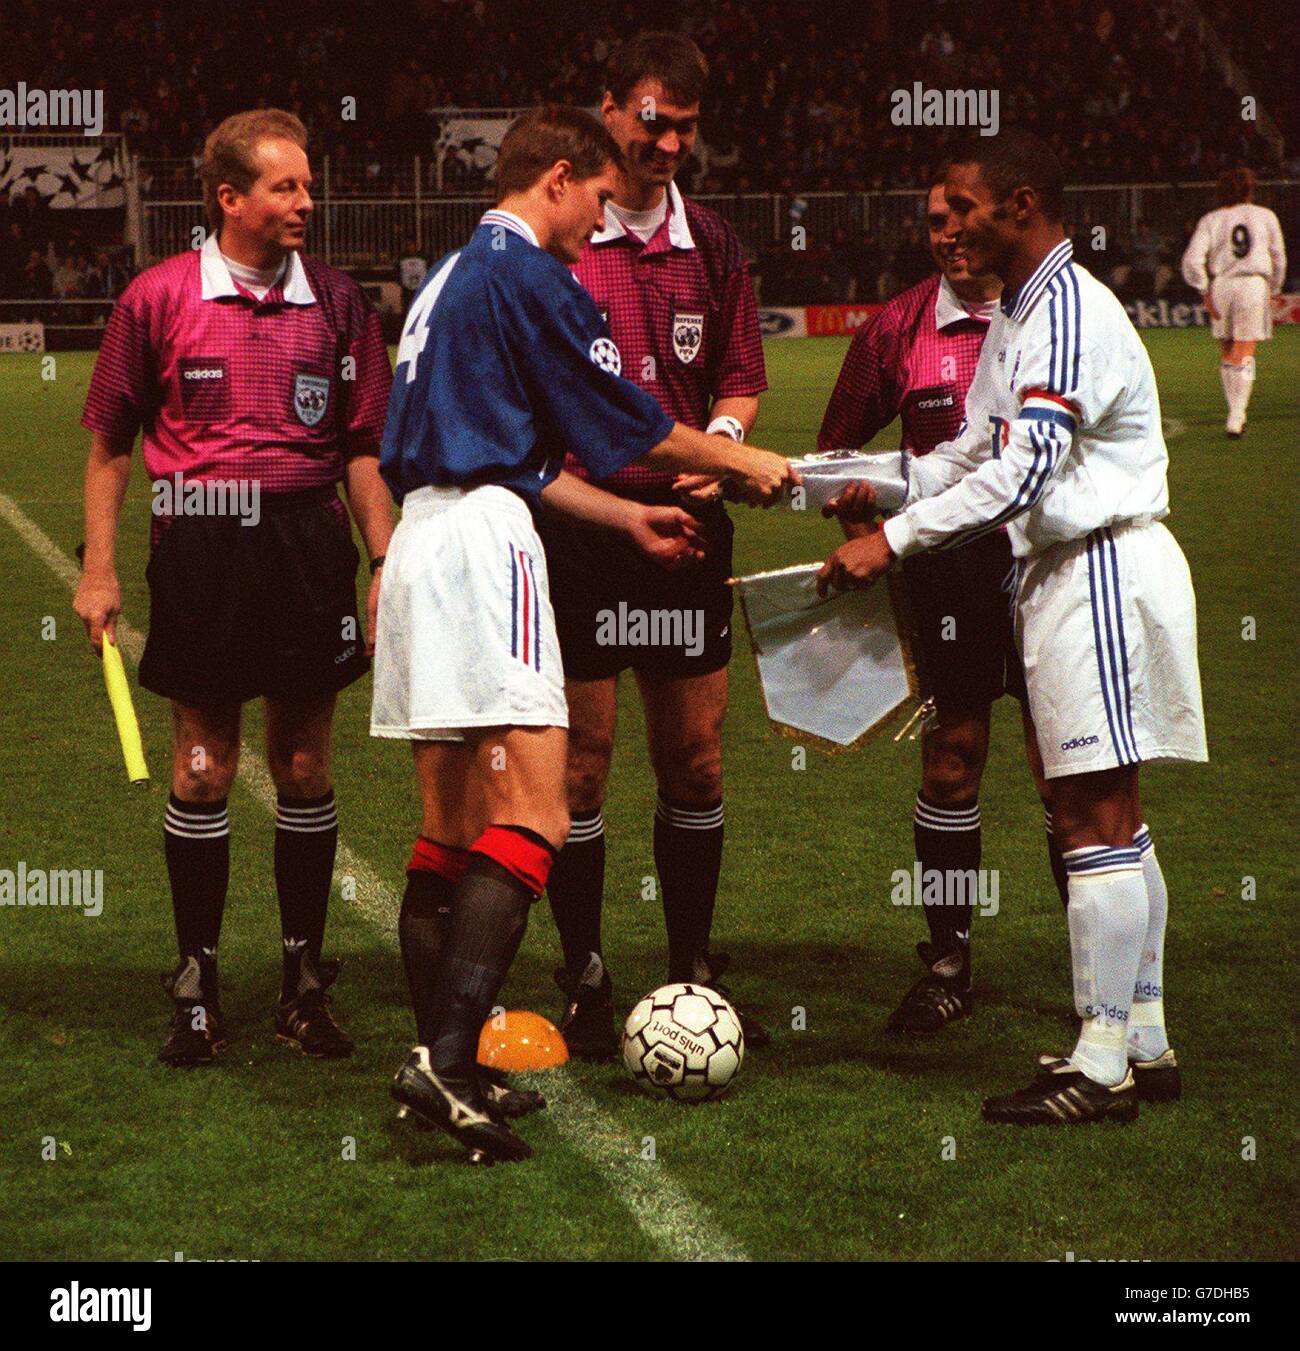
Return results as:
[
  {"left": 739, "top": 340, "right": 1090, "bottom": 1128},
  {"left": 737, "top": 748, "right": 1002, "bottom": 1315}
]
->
[
  {"left": 73, "top": 110, "right": 393, "bottom": 1067},
  {"left": 539, "top": 33, "right": 770, "bottom": 1057},
  {"left": 820, "top": 176, "right": 1065, "bottom": 1036}
]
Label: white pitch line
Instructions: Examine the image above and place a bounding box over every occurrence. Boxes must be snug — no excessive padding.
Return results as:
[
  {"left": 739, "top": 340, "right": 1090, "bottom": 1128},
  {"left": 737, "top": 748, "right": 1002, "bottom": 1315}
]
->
[
  {"left": 0, "top": 485, "right": 750, "bottom": 1263},
  {"left": 521, "top": 1070, "right": 750, "bottom": 1261}
]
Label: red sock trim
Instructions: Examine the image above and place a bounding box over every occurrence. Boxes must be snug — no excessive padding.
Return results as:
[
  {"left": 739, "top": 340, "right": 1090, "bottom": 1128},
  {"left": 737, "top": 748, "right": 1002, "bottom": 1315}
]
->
[
  {"left": 471, "top": 825, "right": 555, "bottom": 895},
  {"left": 407, "top": 837, "right": 470, "bottom": 881}
]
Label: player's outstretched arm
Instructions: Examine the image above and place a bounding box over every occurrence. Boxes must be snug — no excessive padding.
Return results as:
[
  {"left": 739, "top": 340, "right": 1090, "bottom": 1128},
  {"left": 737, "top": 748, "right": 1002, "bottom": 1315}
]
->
[
  {"left": 905, "top": 415, "right": 988, "bottom": 504},
  {"left": 671, "top": 397, "right": 760, "bottom": 504},
  {"left": 885, "top": 388, "right": 1078, "bottom": 560},
  {"left": 541, "top": 471, "right": 705, "bottom": 571},
  {"left": 73, "top": 431, "right": 133, "bottom": 654},
  {"left": 640, "top": 422, "right": 798, "bottom": 506}
]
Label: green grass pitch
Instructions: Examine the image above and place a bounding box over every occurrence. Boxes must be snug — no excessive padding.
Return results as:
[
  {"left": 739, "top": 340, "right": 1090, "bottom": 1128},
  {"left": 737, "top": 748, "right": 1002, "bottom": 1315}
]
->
[{"left": 0, "top": 330, "right": 1295, "bottom": 1261}]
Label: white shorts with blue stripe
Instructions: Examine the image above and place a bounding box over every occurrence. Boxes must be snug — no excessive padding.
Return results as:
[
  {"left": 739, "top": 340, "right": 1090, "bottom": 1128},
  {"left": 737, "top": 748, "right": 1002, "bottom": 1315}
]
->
[
  {"left": 1014, "top": 519, "right": 1207, "bottom": 779},
  {"left": 370, "top": 484, "right": 568, "bottom": 741}
]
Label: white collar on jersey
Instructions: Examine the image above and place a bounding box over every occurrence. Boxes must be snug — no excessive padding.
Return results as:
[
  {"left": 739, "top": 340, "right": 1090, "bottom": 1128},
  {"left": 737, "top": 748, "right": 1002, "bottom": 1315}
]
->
[
  {"left": 1001, "top": 238, "right": 1072, "bottom": 322},
  {"left": 934, "top": 274, "right": 997, "bottom": 329},
  {"left": 199, "top": 233, "right": 316, "bottom": 305},
  {"left": 589, "top": 180, "right": 695, "bottom": 249},
  {"left": 479, "top": 209, "right": 540, "bottom": 247}
]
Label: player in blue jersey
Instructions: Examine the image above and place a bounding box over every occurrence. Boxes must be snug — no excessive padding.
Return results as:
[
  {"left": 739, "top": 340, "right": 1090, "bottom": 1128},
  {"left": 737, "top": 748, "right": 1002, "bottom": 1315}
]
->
[{"left": 372, "top": 106, "right": 795, "bottom": 1164}]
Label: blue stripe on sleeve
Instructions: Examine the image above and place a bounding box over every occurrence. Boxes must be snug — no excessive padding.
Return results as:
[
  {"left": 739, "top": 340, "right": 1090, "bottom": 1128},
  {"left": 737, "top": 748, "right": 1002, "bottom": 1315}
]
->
[
  {"left": 1020, "top": 406, "right": 1077, "bottom": 433},
  {"left": 1068, "top": 265, "right": 1083, "bottom": 393}
]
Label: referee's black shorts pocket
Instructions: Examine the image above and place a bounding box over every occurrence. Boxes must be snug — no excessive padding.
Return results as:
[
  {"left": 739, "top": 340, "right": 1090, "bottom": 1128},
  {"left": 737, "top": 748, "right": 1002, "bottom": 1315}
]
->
[
  {"left": 255, "top": 499, "right": 367, "bottom": 699},
  {"left": 902, "top": 531, "right": 1021, "bottom": 714},
  {"left": 140, "top": 516, "right": 251, "bottom": 704}
]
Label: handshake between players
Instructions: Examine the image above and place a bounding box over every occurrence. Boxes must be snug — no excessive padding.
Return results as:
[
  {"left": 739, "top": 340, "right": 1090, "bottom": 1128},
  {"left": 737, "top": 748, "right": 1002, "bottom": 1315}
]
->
[{"left": 542, "top": 426, "right": 796, "bottom": 574}]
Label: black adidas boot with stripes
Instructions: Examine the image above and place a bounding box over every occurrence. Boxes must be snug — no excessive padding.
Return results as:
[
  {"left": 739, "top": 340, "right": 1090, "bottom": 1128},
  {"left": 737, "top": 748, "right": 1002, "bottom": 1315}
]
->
[
  {"left": 554, "top": 952, "right": 619, "bottom": 1060},
  {"left": 1037, "top": 1048, "right": 1181, "bottom": 1102},
  {"left": 694, "top": 951, "right": 771, "bottom": 1049},
  {"left": 983, "top": 1062, "right": 1139, "bottom": 1125},
  {"left": 885, "top": 941, "right": 972, "bottom": 1034},
  {"left": 159, "top": 951, "right": 226, "bottom": 1067},
  {"left": 1128, "top": 1047, "right": 1182, "bottom": 1101},
  {"left": 391, "top": 1047, "right": 533, "bottom": 1164},
  {"left": 275, "top": 952, "right": 354, "bottom": 1058}
]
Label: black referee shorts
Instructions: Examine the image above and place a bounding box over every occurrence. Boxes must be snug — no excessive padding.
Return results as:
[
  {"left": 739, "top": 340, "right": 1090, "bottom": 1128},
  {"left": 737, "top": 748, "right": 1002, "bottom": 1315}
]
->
[
  {"left": 539, "top": 488, "right": 734, "bottom": 682},
  {"left": 139, "top": 489, "right": 369, "bottom": 707},
  {"left": 901, "top": 529, "right": 1027, "bottom": 716}
]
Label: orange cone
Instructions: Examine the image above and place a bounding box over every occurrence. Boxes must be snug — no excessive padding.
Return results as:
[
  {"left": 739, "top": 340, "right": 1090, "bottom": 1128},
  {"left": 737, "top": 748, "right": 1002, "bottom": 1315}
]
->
[{"left": 477, "top": 1010, "right": 569, "bottom": 1071}]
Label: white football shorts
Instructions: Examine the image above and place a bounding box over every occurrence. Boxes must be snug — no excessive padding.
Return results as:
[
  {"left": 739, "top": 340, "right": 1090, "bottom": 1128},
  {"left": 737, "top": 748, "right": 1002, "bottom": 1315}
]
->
[
  {"left": 370, "top": 484, "right": 568, "bottom": 741},
  {"left": 1210, "top": 274, "right": 1272, "bottom": 341},
  {"left": 1015, "top": 520, "right": 1207, "bottom": 779}
]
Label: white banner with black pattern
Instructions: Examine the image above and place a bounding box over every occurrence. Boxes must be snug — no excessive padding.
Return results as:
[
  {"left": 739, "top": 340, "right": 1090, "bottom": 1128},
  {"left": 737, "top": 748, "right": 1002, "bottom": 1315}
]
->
[{"left": 0, "top": 143, "right": 125, "bottom": 208}]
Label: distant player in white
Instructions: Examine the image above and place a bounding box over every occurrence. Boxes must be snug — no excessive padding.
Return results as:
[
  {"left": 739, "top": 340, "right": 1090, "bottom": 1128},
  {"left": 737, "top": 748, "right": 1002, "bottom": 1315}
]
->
[
  {"left": 1181, "top": 168, "right": 1287, "bottom": 438},
  {"left": 821, "top": 130, "right": 1207, "bottom": 1125}
]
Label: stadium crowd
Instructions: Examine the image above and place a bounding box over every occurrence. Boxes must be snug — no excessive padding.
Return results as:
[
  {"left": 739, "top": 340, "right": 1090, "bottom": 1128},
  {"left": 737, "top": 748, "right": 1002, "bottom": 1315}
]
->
[
  {"left": 1, "top": 0, "right": 1291, "bottom": 310},
  {"left": 1, "top": 0, "right": 1284, "bottom": 187},
  {"left": 0, "top": 186, "right": 133, "bottom": 320},
  {"left": 752, "top": 215, "right": 1245, "bottom": 306}
]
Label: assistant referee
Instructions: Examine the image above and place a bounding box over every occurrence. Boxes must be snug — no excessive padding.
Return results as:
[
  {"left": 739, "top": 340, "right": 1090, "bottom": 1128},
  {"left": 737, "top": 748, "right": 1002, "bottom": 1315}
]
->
[{"left": 74, "top": 109, "right": 393, "bottom": 1067}]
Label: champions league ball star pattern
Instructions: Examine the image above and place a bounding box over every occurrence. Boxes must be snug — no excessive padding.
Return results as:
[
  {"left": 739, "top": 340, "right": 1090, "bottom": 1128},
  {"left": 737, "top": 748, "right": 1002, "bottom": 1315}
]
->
[
  {"left": 0, "top": 144, "right": 126, "bottom": 208},
  {"left": 622, "top": 983, "right": 744, "bottom": 1103},
  {"left": 588, "top": 336, "right": 621, "bottom": 375}
]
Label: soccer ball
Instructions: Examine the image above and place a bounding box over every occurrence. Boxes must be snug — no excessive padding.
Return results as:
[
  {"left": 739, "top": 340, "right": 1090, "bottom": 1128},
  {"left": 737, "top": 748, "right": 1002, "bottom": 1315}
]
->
[{"left": 621, "top": 983, "right": 744, "bottom": 1103}]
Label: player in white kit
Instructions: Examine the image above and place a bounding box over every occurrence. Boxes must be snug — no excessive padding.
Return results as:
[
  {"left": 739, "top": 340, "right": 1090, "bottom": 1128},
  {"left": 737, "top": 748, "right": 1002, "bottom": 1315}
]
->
[
  {"left": 1181, "top": 168, "right": 1288, "bottom": 438},
  {"left": 821, "top": 130, "right": 1207, "bottom": 1125}
]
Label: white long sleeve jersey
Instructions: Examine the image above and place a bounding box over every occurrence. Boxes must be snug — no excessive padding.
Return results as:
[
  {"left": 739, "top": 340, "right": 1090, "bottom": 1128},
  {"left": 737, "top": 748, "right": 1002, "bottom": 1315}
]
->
[
  {"left": 883, "top": 241, "right": 1170, "bottom": 563},
  {"left": 1180, "top": 203, "right": 1287, "bottom": 293}
]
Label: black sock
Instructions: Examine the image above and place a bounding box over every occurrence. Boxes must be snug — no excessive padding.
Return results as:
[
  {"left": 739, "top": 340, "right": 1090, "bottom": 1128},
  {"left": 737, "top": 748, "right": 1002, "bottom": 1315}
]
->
[
  {"left": 428, "top": 854, "right": 535, "bottom": 1079},
  {"left": 913, "top": 793, "right": 979, "bottom": 971},
  {"left": 655, "top": 795, "right": 724, "bottom": 983},
  {"left": 547, "top": 808, "right": 605, "bottom": 973},
  {"left": 274, "top": 790, "right": 338, "bottom": 999},
  {"left": 400, "top": 869, "right": 454, "bottom": 1046},
  {"left": 1043, "top": 806, "right": 1070, "bottom": 910},
  {"left": 164, "top": 794, "right": 229, "bottom": 960}
]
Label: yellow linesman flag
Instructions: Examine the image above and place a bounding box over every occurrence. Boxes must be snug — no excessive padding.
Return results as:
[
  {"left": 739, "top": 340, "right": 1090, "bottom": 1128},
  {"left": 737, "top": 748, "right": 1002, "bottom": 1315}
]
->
[{"left": 101, "top": 634, "right": 149, "bottom": 784}]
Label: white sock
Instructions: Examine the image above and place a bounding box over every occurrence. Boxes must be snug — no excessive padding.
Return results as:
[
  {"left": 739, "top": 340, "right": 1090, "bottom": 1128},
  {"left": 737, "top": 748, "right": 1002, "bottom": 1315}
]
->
[
  {"left": 1128, "top": 824, "right": 1170, "bottom": 1061},
  {"left": 1237, "top": 355, "right": 1256, "bottom": 426},
  {"left": 1064, "top": 845, "right": 1149, "bottom": 1086},
  {"left": 1222, "top": 359, "right": 1254, "bottom": 431}
]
